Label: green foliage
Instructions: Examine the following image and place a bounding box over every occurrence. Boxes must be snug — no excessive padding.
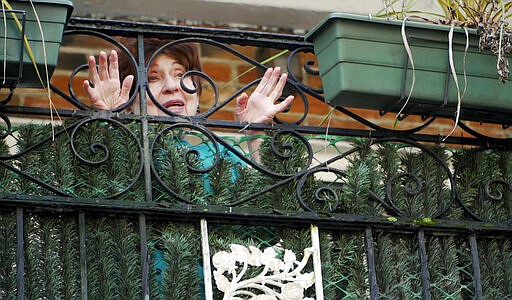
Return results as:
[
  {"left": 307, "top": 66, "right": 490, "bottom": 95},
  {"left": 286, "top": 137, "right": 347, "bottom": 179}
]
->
[
  {"left": 401, "top": 146, "right": 452, "bottom": 218},
  {"left": 375, "top": 233, "right": 423, "bottom": 299},
  {"left": 15, "top": 124, "right": 56, "bottom": 195},
  {"left": 0, "top": 211, "right": 16, "bottom": 300},
  {"left": 258, "top": 132, "right": 312, "bottom": 211},
  {"left": 71, "top": 120, "right": 142, "bottom": 198},
  {"left": 151, "top": 129, "right": 265, "bottom": 207},
  {"left": 428, "top": 236, "right": 473, "bottom": 299},
  {"left": 479, "top": 238, "right": 512, "bottom": 298},
  {"left": 455, "top": 149, "right": 512, "bottom": 222},
  {"left": 376, "top": 143, "right": 453, "bottom": 218},
  {"left": 86, "top": 217, "right": 141, "bottom": 300},
  {"left": 148, "top": 222, "right": 202, "bottom": 300},
  {"left": 2, "top": 123, "right": 512, "bottom": 299},
  {"left": 152, "top": 133, "right": 207, "bottom": 204},
  {"left": 207, "top": 159, "right": 264, "bottom": 206},
  {"left": 24, "top": 213, "right": 81, "bottom": 300},
  {"left": 259, "top": 132, "right": 309, "bottom": 176},
  {"left": 321, "top": 231, "right": 368, "bottom": 299},
  {"left": 342, "top": 138, "right": 385, "bottom": 215},
  {"left": 1, "top": 120, "right": 143, "bottom": 199},
  {"left": 60, "top": 216, "right": 81, "bottom": 299}
]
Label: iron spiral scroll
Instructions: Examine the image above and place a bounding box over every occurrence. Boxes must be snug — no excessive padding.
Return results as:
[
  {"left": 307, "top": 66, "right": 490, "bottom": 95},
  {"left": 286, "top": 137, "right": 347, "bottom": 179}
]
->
[{"left": 0, "top": 21, "right": 509, "bottom": 226}]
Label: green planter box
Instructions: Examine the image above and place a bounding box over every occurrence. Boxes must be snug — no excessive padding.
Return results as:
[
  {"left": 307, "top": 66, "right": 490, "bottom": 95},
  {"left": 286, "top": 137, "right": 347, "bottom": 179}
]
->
[
  {"left": 1, "top": 0, "right": 73, "bottom": 88},
  {"left": 305, "top": 13, "right": 512, "bottom": 123}
]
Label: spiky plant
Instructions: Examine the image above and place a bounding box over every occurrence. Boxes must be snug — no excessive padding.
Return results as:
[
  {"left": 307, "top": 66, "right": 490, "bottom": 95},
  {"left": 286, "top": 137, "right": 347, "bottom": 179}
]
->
[
  {"left": 380, "top": 0, "right": 512, "bottom": 82},
  {"left": 320, "top": 231, "right": 368, "bottom": 299},
  {"left": 148, "top": 222, "right": 202, "bottom": 300}
]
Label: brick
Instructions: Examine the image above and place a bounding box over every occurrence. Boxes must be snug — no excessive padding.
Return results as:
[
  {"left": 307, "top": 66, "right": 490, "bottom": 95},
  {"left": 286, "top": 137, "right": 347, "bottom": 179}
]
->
[
  {"left": 200, "top": 86, "right": 240, "bottom": 112},
  {"left": 203, "top": 62, "right": 232, "bottom": 83},
  {"left": 210, "top": 109, "right": 236, "bottom": 121},
  {"left": 288, "top": 94, "right": 335, "bottom": 117},
  {"left": 51, "top": 74, "right": 88, "bottom": 99},
  {"left": 230, "top": 45, "right": 257, "bottom": 57},
  {"left": 201, "top": 44, "right": 256, "bottom": 61},
  {"left": 0, "top": 92, "right": 21, "bottom": 106},
  {"left": 24, "top": 94, "right": 78, "bottom": 110},
  {"left": 305, "top": 73, "right": 323, "bottom": 90},
  {"left": 236, "top": 65, "right": 262, "bottom": 85}
]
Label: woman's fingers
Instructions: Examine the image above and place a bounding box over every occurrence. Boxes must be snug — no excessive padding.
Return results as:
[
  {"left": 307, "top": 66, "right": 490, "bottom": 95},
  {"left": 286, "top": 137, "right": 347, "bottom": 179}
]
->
[
  {"left": 88, "top": 55, "right": 99, "bottom": 84},
  {"left": 108, "top": 50, "right": 120, "bottom": 81},
  {"left": 85, "top": 50, "right": 127, "bottom": 110},
  {"left": 119, "top": 75, "right": 134, "bottom": 105},
  {"left": 97, "top": 51, "right": 110, "bottom": 81},
  {"left": 254, "top": 68, "right": 272, "bottom": 94},
  {"left": 256, "top": 67, "right": 287, "bottom": 100},
  {"left": 269, "top": 72, "right": 288, "bottom": 102},
  {"left": 262, "top": 67, "right": 281, "bottom": 96},
  {"left": 234, "top": 93, "right": 249, "bottom": 121},
  {"left": 83, "top": 79, "right": 93, "bottom": 98},
  {"left": 274, "top": 95, "right": 294, "bottom": 114}
]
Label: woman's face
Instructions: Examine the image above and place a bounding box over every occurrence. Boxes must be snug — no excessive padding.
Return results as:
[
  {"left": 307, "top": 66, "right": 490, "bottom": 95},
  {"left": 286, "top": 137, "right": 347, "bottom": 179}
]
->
[{"left": 145, "top": 53, "right": 199, "bottom": 116}]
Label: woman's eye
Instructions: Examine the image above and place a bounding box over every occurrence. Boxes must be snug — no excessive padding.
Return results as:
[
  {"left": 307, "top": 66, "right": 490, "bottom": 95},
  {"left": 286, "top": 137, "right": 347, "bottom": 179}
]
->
[{"left": 148, "top": 76, "right": 160, "bottom": 82}]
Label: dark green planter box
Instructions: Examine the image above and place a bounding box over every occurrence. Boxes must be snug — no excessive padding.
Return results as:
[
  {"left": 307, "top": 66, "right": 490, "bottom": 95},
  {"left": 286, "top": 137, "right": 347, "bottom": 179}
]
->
[
  {"left": 1, "top": 0, "right": 73, "bottom": 88},
  {"left": 305, "top": 13, "right": 512, "bottom": 123}
]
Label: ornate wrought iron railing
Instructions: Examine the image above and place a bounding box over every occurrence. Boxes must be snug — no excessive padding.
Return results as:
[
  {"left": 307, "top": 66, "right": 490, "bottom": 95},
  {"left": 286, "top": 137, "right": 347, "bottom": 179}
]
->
[{"left": 0, "top": 17, "right": 511, "bottom": 299}]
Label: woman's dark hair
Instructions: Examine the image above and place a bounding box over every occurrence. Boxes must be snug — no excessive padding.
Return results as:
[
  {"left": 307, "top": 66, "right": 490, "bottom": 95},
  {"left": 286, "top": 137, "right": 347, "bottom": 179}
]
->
[{"left": 117, "top": 37, "right": 203, "bottom": 95}]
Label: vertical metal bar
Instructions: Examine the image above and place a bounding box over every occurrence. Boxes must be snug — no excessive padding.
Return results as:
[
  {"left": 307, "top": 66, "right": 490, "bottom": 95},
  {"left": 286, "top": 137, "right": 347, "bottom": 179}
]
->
[
  {"left": 310, "top": 225, "right": 324, "bottom": 299},
  {"left": 139, "top": 214, "right": 149, "bottom": 300},
  {"left": 469, "top": 235, "right": 483, "bottom": 300},
  {"left": 418, "top": 229, "right": 432, "bottom": 300},
  {"left": 137, "top": 30, "right": 152, "bottom": 300},
  {"left": 137, "top": 33, "right": 153, "bottom": 202},
  {"left": 79, "top": 212, "right": 88, "bottom": 300},
  {"left": 364, "top": 227, "right": 379, "bottom": 300},
  {"left": 200, "top": 219, "right": 213, "bottom": 300},
  {"left": 16, "top": 208, "right": 24, "bottom": 300}
]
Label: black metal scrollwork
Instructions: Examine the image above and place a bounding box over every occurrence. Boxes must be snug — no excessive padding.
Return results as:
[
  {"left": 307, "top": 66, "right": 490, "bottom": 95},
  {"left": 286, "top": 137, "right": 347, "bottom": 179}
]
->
[
  {"left": 296, "top": 167, "right": 345, "bottom": 213},
  {"left": 68, "top": 117, "right": 144, "bottom": 198},
  {"left": 455, "top": 146, "right": 512, "bottom": 223},
  {"left": 0, "top": 112, "right": 12, "bottom": 139}
]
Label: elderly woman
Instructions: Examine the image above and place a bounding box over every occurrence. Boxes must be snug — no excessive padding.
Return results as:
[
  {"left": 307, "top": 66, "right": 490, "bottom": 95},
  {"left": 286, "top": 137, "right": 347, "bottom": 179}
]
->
[{"left": 83, "top": 38, "right": 294, "bottom": 123}]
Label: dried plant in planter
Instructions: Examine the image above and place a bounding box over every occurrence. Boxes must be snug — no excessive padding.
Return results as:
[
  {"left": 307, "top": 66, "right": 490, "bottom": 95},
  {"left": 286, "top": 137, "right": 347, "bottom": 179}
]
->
[
  {"left": 475, "top": 8, "right": 512, "bottom": 82},
  {"left": 380, "top": 0, "right": 512, "bottom": 83}
]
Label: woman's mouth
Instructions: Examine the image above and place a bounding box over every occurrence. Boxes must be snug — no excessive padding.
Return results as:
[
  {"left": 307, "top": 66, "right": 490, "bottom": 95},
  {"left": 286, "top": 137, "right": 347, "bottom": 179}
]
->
[
  {"left": 162, "top": 100, "right": 185, "bottom": 108},
  {"left": 160, "top": 100, "right": 187, "bottom": 114}
]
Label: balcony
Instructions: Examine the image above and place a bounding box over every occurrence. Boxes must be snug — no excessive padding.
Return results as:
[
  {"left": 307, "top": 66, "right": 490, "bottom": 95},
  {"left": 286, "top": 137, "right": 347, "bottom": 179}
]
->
[{"left": 0, "top": 17, "right": 511, "bottom": 299}]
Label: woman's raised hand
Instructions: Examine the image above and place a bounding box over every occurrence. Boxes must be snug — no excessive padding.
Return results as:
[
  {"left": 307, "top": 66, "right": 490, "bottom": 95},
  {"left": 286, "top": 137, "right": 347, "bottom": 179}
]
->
[
  {"left": 234, "top": 67, "right": 294, "bottom": 124},
  {"left": 83, "top": 50, "right": 134, "bottom": 110}
]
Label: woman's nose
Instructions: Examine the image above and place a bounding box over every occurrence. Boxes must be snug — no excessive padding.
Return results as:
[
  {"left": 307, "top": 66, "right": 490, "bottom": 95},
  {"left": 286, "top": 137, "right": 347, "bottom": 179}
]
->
[{"left": 162, "top": 75, "right": 180, "bottom": 93}]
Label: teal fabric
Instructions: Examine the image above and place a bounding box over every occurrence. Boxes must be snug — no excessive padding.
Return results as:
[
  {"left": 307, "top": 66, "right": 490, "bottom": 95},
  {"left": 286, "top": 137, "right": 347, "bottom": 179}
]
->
[{"left": 178, "top": 139, "right": 245, "bottom": 194}]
